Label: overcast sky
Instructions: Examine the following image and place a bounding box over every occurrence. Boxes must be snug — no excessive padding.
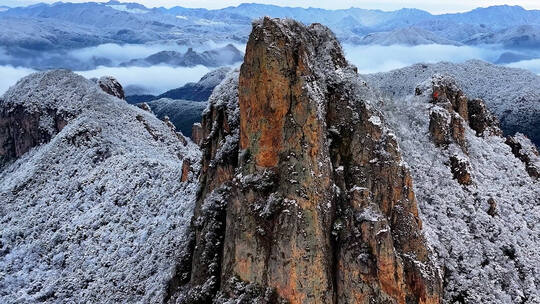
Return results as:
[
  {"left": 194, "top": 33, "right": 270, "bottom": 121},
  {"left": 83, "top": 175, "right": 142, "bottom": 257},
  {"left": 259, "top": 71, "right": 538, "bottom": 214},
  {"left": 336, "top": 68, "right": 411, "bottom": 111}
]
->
[{"left": 1, "top": 0, "right": 539, "bottom": 13}]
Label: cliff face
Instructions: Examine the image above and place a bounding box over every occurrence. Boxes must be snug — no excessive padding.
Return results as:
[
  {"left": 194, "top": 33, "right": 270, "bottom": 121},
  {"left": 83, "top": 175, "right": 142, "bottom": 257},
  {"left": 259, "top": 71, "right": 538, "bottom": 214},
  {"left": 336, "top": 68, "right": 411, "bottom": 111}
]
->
[{"left": 174, "top": 17, "right": 442, "bottom": 304}]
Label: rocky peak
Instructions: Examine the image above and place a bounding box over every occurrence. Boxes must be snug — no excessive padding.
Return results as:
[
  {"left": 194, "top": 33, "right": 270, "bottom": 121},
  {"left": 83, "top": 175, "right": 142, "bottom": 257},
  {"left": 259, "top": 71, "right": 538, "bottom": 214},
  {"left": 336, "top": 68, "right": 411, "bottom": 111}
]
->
[
  {"left": 421, "top": 74, "right": 538, "bottom": 180},
  {"left": 97, "top": 76, "right": 125, "bottom": 100},
  {"left": 172, "top": 17, "right": 442, "bottom": 304},
  {"left": 506, "top": 133, "right": 540, "bottom": 178}
]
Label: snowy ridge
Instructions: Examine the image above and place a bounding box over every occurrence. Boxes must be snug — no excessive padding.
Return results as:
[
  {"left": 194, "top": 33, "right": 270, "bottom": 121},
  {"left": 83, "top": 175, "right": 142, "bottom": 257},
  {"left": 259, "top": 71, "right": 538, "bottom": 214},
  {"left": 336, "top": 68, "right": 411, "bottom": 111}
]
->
[
  {"left": 0, "top": 70, "right": 201, "bottom": 303},
  {"left": 372, "top": 73, "right": 540, "bottom": 303},
  {"left": 365, "top": 60, "right": 540, "bottom": 147},
  {"left": 359, "top": 27, "right": 462, "bottom": 46},
  {"left": 2, "top": 69, "right": 94, "bottom": 114}
]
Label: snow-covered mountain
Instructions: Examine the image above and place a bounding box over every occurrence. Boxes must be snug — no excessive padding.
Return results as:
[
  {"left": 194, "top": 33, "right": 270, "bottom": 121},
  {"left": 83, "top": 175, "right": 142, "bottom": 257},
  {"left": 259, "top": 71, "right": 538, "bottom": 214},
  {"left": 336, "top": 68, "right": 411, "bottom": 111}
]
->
[
  {"left": 0, "top": 17, "right": 539, "bottom": 304},
  {"left": 1, "top": 2, "right": 540, "bottom": 53},
  {"left": 359, "top": 27, "right": 462, "bottom": 46},
  {"left": 172, "top": 18, "right": 540, "bottom": 303},
  {"left": 465, "top": 25, "right": 540, "bottom": 48},
  {"left": 371, "top": 73, "right": 540, "bottom": 303},
  {"left": 365, "top": 60, "right": 540, "bottom": 147},
  {"left": 0, "top": 70, "right": 201, "bottom": 303},
  {"left": 0, "top": 1, "right": 249, "bottom": 51}
]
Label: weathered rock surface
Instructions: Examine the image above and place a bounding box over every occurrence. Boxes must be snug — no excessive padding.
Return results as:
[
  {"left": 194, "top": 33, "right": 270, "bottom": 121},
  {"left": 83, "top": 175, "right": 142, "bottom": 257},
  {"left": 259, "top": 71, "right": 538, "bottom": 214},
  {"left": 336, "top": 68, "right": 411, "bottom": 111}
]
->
[
  {"left": 172, "top": 17, "right": 442, "bottom": 304},
  {"left": 467, "top": 98, "right": 503, "bottom": 138},
  {"left": 191, "top": 123, "right": 203, "bottom": 146},
  {"left": 427, "top": 75, "right": 472, "bottom": 152},
  {"left": 0, "top": 70, "right": 83, "bottom": 168},
  {"left": 366, "top": 60, "right": 540, "bottom": 148},
  {"left": 506, "top": 133, "right": 540, "bottom": 178},
  {"left": 0, "top": 103, "right": 67, "bottom": 168},
  {"left": 424, "top": 75, "right": 539, "bottom": 181},
  {"left": 97, "top": 76, "right": 125, "bottom": 100},
  {"left": 0, "top": 73, "right": 131, "bottom": 169}
]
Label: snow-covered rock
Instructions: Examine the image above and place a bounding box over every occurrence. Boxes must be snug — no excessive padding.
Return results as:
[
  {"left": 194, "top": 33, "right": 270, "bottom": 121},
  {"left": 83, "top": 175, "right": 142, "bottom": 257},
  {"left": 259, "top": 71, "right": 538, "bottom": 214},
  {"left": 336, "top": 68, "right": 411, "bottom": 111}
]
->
[
  {"left": 0, "top": 70, "right": 201, "bottom": 303},
  {"left": 365, "top": 60, "right": 540, "bottom": 147},
  {"left": 372, "top": 72, "right": 540, "bottom": 303},
  {"left": 96, "top": 76, "right": 125, "bottom": 100}
]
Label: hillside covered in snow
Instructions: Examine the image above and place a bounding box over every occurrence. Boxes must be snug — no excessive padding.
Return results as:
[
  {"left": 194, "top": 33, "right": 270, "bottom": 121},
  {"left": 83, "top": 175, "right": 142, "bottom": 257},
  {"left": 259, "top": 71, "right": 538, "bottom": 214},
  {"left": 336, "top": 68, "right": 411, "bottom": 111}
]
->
[
  {"left": 371, "top": 73, "right": 540, "bottom": 303},
  {"left": 0, "top": 70, "right": 201, "bottom": 303},
  {"left": 365, "top": 60, "right": 540, "bottom": 147}
]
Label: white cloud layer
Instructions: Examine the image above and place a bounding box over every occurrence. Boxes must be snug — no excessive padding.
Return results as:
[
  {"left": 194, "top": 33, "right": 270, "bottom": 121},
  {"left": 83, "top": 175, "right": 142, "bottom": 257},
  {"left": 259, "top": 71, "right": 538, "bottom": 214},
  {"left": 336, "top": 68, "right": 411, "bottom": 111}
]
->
[
  {"left": 69, "top": 43, "right": 188, "bottom": 64},
  {"left": 0, "top": 65, "right": 212, "bottom": 96},
  {"left": 343, "top": 44, "right": 503, "bottom": 74},
  {"left": 0, "top": 66, "right": 35, "bottom": 94},
  {"left": 1, "top": 44, "right": 538, "bottom": 97},
  {"left": 506, "top": 59, "right": 540, "bottom": 75},
  {"left": 76, "top": 65, "right": 212, "bottom": 95}
]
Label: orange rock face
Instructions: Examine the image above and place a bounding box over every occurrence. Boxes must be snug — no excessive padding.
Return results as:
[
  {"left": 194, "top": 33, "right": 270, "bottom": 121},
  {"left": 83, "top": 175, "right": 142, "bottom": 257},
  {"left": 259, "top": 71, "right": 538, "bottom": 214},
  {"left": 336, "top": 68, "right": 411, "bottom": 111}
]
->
[
  {"left": 174, "top": 17, "right": 443, "bottom": 304},
  {"left": 180, "top": 159, "right": 191, "bottom": 182},
  {"left": 226, "top": 17, "right": 337, "bottom": 303}
]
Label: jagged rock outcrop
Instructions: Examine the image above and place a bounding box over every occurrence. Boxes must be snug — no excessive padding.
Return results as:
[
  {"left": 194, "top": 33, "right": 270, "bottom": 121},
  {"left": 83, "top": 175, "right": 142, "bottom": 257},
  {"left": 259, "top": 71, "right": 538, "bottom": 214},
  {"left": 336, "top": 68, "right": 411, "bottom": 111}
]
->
[
  {"left": 365, "top": 60, "right": 540, "bottom": 148},
  {"left": 0, "top": 102, "right": 67, "bottom": 168},
  {"left": 172, "top": 17, "right": 442, "bottom": 304},
  {"left": 170, "top": 71, "right": 240, "bottom": 303},
  {"left": 449, "top": 155, "right": 473, "bottom": 185},
  {"left": 426, "top": 75, "right": 471, "bottom": 152},
  {"left": 97, "top": 76, "right": 125, "bottom": 100},
  {"left": 191, "top": 123, "right": 203, "bottom": 146},
  {"left": 373, "top": 65, "right": 540, "bottom": 303},
  {"left": 424, "top": 75, "right": 539, "bottom": 181},
  {"left": 467, "top": 98, "right": 503, "bottom": 138},
  {"left": 506, "top": 133, "right": 540, "bottom": 178}
]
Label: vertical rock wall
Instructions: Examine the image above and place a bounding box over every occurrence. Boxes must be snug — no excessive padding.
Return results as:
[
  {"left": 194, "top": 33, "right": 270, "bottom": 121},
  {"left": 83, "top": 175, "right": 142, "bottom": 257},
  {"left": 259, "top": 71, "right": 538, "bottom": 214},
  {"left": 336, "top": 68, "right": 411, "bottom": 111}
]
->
[{"left": 175, "top": 17, "right": 443, "bottom": 304}]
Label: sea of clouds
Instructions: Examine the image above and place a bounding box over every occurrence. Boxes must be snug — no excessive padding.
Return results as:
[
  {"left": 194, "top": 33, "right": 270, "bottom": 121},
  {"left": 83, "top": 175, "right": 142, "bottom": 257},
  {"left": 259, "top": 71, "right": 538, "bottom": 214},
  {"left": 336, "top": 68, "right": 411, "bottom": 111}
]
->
[
  {"left": 1, "top": 43, "right": 539, "bottom": 96},
  {"left": 342, "top": 44, "right": 504, "bottom": 74}
]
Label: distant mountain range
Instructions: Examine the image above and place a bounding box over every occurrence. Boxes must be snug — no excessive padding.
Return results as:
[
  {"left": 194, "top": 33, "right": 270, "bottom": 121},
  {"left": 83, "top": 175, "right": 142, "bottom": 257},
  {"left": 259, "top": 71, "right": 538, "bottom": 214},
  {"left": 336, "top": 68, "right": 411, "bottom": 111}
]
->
[
  {"left": 1, "top": 1, "right": 540, "bottom": 52},
  {"left": 126, "top": 67, "right": 231, "bottom": 103},
  {"left": 121, "top": 45, "right": 243, "bottom": 68}
]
